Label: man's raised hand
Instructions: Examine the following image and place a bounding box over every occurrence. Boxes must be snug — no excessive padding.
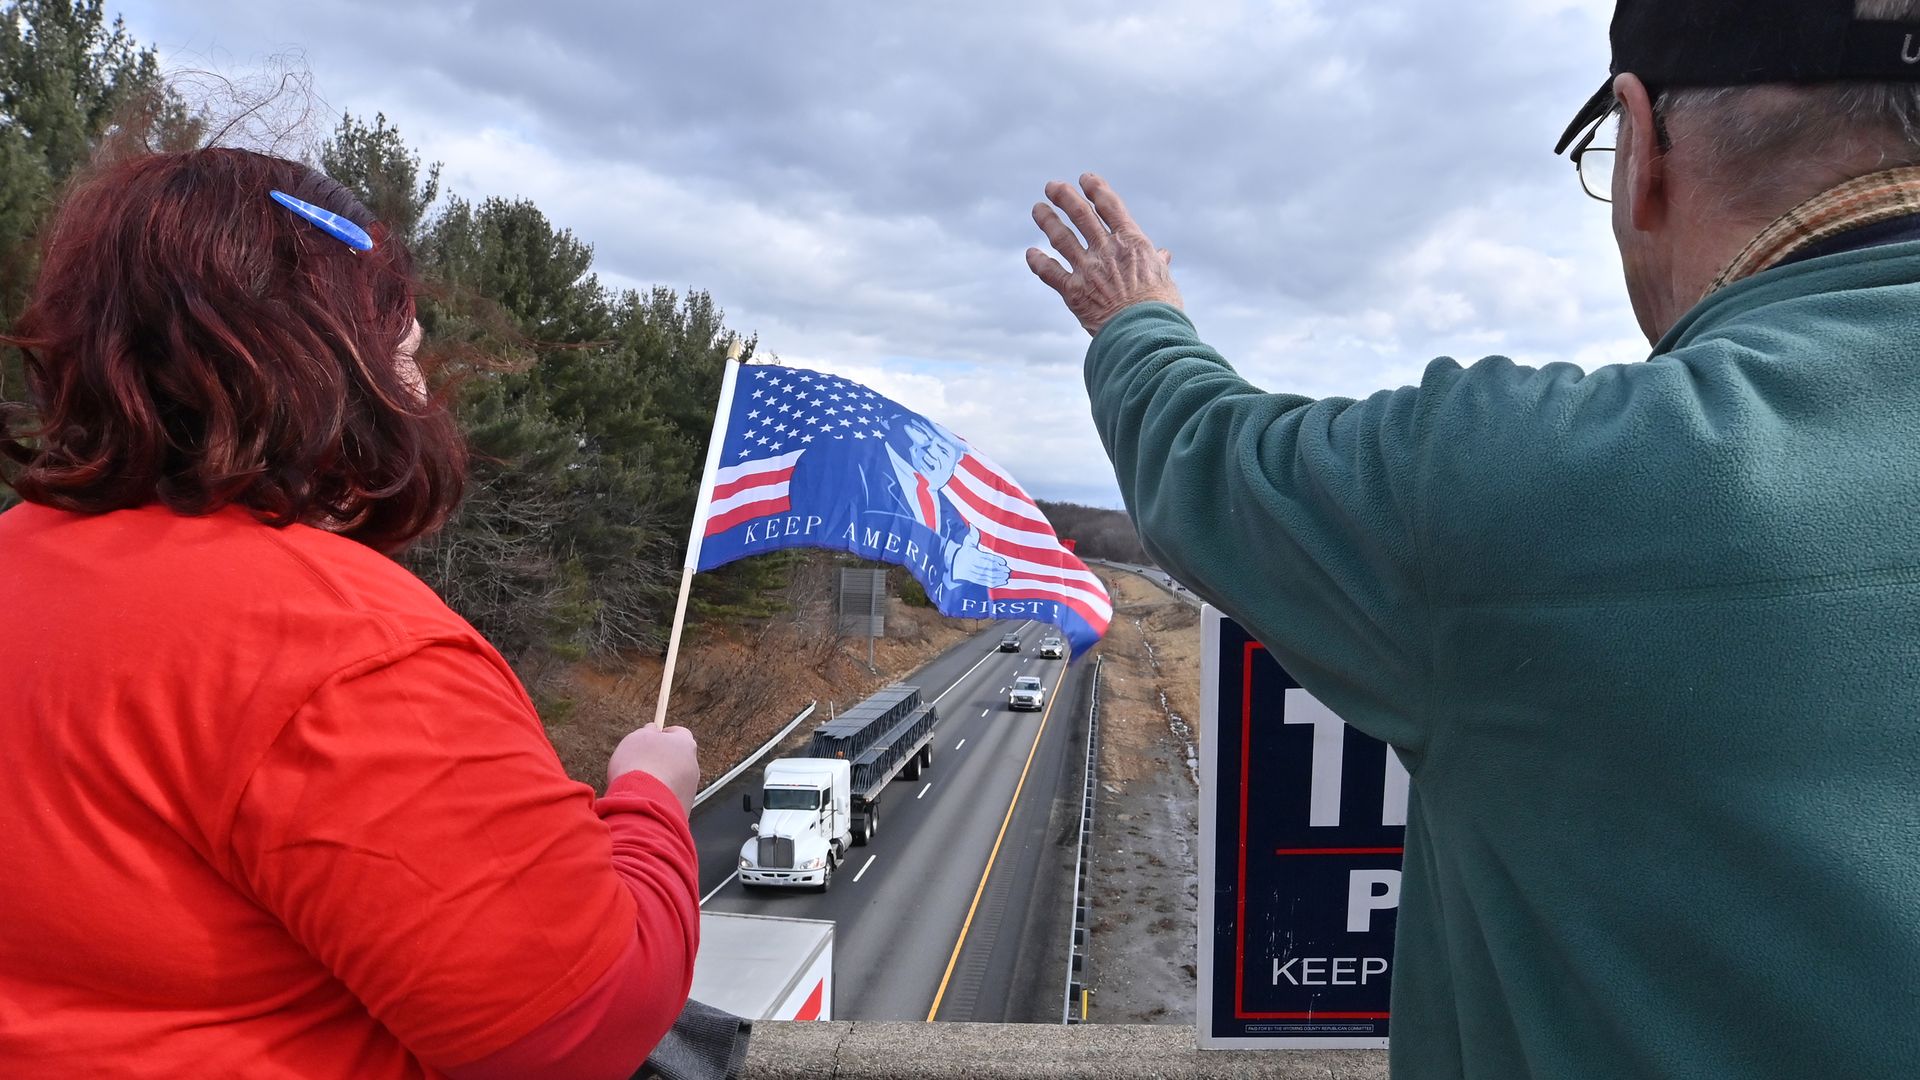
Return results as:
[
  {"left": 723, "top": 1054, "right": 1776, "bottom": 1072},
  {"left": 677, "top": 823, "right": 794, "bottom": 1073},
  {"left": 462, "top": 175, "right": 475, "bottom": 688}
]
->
[{"left": 1026, "top": 173, "right": 1182, "bottom": 336}]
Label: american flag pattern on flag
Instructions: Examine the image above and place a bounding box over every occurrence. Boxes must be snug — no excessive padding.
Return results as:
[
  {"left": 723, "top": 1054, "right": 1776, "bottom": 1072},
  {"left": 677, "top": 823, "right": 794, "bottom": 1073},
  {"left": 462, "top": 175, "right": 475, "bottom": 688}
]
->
[{"left": 695, "top": 364, "right": 1112, "bottom": 656}]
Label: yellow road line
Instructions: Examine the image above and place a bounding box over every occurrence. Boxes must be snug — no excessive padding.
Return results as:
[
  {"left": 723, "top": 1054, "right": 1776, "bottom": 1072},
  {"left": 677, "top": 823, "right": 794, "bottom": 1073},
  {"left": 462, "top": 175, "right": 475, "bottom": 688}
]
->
[{"left": 926, "top": 665, "right": 1071, "bottom": 1020}]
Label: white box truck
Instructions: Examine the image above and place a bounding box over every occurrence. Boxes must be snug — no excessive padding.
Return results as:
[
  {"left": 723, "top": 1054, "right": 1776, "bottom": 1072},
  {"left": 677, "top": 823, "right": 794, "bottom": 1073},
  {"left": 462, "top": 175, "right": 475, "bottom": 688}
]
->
[
  {"left": 689, "top": 911, "right": 834, "bottom": 1021},
  {"left": 739, "top": 684, "right": 937, "bottom": 890}
]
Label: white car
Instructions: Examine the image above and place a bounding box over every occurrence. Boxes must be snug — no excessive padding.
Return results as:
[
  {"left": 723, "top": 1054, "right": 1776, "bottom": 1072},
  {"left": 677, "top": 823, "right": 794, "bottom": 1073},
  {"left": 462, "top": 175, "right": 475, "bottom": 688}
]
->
[
  {"left": 1038, "top": 636, "right": 1065, "bottom": 659},
  {"left": 1009, "top": 675, "right": 1045, "bottom": 711}
]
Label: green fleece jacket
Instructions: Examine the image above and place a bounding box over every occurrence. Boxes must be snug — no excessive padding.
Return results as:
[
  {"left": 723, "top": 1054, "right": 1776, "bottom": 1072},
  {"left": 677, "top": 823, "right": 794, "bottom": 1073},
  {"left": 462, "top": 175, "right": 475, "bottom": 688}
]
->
[{"left": 1085, "top": 245, "right": 1920, "bottom": 1079}]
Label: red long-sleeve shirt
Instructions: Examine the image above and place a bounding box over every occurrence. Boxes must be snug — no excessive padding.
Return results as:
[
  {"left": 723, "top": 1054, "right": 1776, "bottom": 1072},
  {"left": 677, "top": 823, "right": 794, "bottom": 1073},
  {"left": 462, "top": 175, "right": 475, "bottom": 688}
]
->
[{"left": 0, "top": 502, "right": 699, "bottom": 1078}]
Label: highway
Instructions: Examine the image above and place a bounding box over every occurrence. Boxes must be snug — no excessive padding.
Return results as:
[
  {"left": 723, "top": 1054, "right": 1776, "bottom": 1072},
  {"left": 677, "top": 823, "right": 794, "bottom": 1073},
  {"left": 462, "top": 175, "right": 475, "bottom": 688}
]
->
[
  {"left": 1092, "top": 558, "right": 1202, "bottom": 609},
  {"left": 689, "top": 620, "right": 1091, "bottom": 1022}
]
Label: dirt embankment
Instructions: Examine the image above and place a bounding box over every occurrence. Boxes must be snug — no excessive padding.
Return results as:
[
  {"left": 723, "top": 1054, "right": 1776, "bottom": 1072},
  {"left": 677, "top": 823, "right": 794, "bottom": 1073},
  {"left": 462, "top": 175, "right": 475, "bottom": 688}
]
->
[
  {"left": 1084, "top": 567, "right": 1203, "bottom": 1024},
  {"left": 540, "top": 558, "right": 988, "bottom": 792}
]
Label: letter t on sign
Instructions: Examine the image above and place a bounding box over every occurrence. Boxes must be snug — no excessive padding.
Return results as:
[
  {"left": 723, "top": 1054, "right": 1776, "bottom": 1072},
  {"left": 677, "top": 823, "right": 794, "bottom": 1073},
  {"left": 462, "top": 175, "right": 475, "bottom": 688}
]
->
[{"left": 1284, "top": 688, "right": 1346, "bottom": 827}]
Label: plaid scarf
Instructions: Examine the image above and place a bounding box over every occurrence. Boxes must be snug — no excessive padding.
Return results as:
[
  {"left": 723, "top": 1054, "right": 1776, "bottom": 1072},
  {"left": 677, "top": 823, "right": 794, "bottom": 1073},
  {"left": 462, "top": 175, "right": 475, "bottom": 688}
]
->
[{"left": 1711, "top": 166, "right": 1920, "bottom": 291}]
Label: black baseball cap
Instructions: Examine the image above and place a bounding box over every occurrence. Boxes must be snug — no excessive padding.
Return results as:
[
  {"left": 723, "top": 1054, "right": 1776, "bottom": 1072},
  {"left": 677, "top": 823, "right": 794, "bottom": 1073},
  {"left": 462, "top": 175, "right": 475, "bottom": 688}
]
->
[{"left": 1554, "top": 0, "right": 1920, "bottom": 154}]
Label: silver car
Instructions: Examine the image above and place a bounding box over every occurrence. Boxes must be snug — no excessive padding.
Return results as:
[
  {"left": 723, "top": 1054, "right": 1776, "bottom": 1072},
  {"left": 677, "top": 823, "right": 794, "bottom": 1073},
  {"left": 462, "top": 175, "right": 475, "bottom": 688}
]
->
[{"left": 1009, "top": 675, "right": 1046, "bottom": 711}]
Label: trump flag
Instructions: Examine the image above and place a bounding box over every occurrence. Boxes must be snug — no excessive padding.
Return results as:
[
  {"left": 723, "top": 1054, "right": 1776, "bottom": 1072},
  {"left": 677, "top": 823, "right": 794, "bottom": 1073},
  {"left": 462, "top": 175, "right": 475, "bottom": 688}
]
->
[{"left": 694, "top": 364, "right": 1111, "bottom": 656}]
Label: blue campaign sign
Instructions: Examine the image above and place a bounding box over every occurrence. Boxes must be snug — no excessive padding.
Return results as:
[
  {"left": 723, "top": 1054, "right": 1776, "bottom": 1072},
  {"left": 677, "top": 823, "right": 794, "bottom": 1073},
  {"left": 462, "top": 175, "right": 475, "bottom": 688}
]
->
[{"left": 1196, "top": 607, "right": 1408, "bottom": 1049}]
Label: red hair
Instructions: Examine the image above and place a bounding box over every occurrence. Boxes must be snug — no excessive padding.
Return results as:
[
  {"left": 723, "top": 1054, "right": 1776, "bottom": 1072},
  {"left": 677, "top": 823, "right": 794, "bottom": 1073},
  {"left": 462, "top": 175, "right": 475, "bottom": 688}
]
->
[{"left": 0, "top": 147, "right": 464, "bottom": 552}]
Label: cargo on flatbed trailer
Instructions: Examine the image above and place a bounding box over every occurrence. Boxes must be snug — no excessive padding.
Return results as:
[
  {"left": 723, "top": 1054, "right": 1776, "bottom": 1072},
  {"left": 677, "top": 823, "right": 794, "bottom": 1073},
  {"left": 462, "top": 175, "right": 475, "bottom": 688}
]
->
[
  {"left": 738, "top": 684, "right": 941, "bottom": 890},
  {"left": 848, "top": 703, "right": 936, "bottom": 797},
  {"left": 807, "top": 684, "right": 921, "bottom": 760}
]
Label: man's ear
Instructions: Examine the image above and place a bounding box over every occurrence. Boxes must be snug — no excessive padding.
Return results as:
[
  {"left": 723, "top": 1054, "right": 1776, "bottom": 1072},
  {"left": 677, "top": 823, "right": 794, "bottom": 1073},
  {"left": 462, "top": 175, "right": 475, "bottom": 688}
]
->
[{"left": 1614, "top": 73, "right": 1667, "bottom": 233}]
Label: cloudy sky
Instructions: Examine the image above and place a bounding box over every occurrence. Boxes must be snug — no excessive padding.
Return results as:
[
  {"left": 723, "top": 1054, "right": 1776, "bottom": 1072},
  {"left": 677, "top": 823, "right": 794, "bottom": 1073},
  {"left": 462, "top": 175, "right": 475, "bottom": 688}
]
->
[{"left": 119, "top": 0, "right": 1640, "bottom": 508}]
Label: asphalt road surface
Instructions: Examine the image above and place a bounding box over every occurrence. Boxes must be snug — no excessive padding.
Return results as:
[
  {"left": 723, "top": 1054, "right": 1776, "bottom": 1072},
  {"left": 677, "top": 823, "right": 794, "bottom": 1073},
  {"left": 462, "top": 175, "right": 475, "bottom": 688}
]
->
[
  {"left": 690, "top": 620, "right": 1090, "bottom": 1022},
  {"left": 1097, "top": 559, "right": 1202, "bottom": 609}
]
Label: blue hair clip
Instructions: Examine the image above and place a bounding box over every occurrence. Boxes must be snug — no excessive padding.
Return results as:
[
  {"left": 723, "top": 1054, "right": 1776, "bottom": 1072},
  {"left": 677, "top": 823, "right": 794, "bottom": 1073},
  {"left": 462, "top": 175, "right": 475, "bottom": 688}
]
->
[{"left": 269, "top": 190, "right": 374, "bottom": 252}]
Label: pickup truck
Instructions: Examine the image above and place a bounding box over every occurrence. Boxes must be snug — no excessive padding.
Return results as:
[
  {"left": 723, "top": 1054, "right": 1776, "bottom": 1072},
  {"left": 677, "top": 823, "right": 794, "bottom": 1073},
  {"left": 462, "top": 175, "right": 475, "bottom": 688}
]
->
[{"left": 1009, "top": 675, "right": 1045, "bottom": 711}]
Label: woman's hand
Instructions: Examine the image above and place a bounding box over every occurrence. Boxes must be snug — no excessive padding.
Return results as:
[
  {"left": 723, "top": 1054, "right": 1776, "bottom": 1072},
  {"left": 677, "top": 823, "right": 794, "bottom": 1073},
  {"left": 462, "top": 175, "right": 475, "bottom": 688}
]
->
[{"left": 608, "top": 725, "right": 701, "bottom": 815}]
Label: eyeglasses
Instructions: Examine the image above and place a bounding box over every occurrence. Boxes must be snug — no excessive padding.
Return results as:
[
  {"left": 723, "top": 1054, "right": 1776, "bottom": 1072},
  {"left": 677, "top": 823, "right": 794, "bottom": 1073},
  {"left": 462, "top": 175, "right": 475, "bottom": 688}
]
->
[
  {"left": 1569, "top": 119, "right": 1614, "bottom": 203},
  {"left": 1567, "top": 102, "right": 1671, "bottom": 204}
]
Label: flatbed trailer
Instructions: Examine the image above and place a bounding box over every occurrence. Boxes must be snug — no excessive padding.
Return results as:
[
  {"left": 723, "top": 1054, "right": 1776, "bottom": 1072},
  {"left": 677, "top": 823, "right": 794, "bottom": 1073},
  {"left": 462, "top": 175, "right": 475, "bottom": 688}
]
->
[{"left": 807, "top": 684, "right": 937, "bottom": 843}]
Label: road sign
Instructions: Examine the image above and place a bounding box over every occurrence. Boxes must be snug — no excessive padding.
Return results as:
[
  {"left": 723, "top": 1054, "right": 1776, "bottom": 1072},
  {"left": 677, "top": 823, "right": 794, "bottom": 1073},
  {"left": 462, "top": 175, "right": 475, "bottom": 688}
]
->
[
  {"left": 1197, "top": 607, "right": 1407, "bottom": 1049},
  {"left": 837, "top": 568, "right": 886, "bottom": 638}
]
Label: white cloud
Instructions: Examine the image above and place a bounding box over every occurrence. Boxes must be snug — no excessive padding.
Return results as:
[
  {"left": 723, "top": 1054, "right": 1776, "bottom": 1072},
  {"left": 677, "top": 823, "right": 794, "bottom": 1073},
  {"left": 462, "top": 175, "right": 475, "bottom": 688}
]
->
[{"left": 120, "top": 0, "right": 1638, "bottom": 508}]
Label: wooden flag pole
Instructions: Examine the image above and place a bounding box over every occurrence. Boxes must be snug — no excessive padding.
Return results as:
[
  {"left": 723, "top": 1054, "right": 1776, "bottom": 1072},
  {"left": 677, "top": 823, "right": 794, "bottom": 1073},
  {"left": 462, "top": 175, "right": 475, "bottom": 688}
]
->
[{"left": 650, "top": 342, "right": 745, "bottom": 729}]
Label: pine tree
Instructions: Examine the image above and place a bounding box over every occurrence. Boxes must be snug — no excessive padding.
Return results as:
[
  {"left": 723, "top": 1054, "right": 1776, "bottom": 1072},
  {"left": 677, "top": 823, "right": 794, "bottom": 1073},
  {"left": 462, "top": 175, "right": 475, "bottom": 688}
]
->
[
  {"left": 0, "top": 0, "right": 191, "bottom": 509},
  {"left": 317, "top": 112, "right": 440, "bottom": 243}
]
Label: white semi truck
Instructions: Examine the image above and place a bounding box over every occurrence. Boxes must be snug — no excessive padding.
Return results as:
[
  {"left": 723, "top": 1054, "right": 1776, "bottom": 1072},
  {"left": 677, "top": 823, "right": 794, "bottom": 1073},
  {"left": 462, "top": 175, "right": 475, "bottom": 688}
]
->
[{"left": 738, "top": 684, "right": 938, "bottom": 890}]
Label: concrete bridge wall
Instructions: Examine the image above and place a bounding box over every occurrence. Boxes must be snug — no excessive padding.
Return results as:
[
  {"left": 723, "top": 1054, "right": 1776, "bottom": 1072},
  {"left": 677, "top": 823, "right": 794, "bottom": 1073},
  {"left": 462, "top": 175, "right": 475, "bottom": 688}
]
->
[{"left": 740, "top": 1022, "right": 1390, "bottom": 1079}]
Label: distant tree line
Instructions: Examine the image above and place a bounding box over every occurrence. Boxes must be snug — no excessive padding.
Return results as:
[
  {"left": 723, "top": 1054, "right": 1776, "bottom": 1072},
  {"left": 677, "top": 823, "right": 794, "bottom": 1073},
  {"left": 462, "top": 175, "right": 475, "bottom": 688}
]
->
[{"left": 1035, "top": 500, "right": 1155, "bottom": 566}]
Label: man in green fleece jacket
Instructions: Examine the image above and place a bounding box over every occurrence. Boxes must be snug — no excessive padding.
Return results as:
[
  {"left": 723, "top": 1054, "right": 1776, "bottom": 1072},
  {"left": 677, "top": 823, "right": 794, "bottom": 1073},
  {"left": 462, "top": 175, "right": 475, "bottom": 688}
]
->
[{"left": 1025, "top": 2, "right": 1920, "bottom": 1077}]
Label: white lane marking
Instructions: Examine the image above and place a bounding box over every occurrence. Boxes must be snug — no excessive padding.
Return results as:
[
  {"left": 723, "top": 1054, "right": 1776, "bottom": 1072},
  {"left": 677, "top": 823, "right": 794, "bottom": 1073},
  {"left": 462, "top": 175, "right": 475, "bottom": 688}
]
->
[
  {"left": 931, "top": 621, "right": 1033, "bottom": 707},
  {"left": 980, "top": 708, "right": 989, "bottom": 717},
  {"left": 918, "top": 783, "right": 932, "bottom": 799},
  {"left": 701, "top": 622, "right": 1029, "bottom": 912},
  {"left": 700, "top": 871, "right": 738, "bottom": 907},
  {"left": 853, "top": 855, "right": 877, "bottom": 883}
]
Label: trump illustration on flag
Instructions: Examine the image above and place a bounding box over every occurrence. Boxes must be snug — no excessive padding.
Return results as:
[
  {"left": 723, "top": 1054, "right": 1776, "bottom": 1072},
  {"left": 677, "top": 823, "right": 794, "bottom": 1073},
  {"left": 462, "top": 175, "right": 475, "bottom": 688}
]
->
[{"left": 694, "top": 364, "right": 1111, "bottom": 656}]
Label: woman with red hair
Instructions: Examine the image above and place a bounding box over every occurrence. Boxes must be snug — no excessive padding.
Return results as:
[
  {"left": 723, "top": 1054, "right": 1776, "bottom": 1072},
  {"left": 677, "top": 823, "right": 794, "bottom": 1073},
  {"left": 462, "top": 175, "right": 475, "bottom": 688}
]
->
[{"left": 0, "top": 147, "right": 704, "bottom": 1079}]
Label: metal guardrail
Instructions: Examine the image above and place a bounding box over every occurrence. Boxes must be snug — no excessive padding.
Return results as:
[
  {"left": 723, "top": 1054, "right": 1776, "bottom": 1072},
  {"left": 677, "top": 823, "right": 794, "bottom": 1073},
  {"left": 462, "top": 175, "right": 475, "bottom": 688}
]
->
[
  {"left": 692, "top": 700, "right": 818, "bottom": 809},
  {"left": 1062, "top": 656, "right": 1103, "bottom": 1023}
]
